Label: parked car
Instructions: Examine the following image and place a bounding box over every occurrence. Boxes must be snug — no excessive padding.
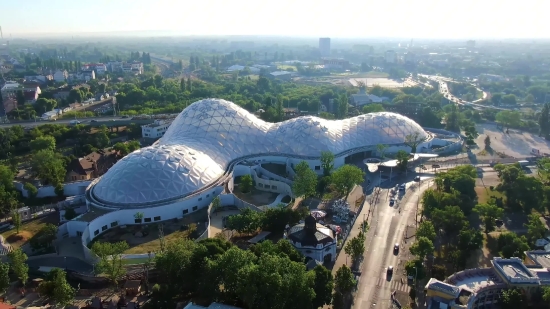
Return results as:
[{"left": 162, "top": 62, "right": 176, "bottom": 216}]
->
[
  {"left": 393, "top": 243, "right": 399, "bottom": 254},
  {"left": 91, "top": 120, "right": 98, "bottom": 122},
  {"left": 389, "top": 198, "right": 395, "bottom": 206},
  {"left": 399, "top": 184, "right": 406, "bottom": 191},
  {"left": 414, "top": 176, "right": 420, "bottom": 182},
  {"left": 387, "top": 266, "right": 394, "bottom": 277}
]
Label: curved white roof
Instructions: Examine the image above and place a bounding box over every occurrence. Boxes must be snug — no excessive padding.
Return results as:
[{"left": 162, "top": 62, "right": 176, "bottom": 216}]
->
[{"left": 90, "top": 98, "right": 428, "bottom": 206}]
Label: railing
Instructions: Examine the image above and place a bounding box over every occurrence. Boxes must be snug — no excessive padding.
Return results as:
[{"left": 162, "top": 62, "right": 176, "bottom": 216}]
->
[{"left": 256, "top": 166, "right": 293, "bottom": 185}]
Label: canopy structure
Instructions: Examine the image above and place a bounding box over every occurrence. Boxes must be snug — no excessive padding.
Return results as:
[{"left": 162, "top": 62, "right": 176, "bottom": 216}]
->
[{"left": 91, "top": 98, "right": 429, "bottom": 206}]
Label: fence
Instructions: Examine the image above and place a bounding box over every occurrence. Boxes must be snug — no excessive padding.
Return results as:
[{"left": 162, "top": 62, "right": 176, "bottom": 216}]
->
[{"left": 195, "top": 201, "right": 213, "bottom": 241}]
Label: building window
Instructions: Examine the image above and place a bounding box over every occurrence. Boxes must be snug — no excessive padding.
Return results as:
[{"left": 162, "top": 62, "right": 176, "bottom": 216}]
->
[
  {"left": 154, "top": 216, "right": 161, "bottom": 221},
  {"left": 102, "top": 225, "right": 108, "bottom": 231},
  {"left": 71, "top": 176, "right": 77, "bottom": 181},
  {"left": 258, "top": 183, "right": 264, "bottom": 188},
  {"left": 135, "top": 218, "right": 142, "bottom": 224},
  {"left": 206, "top": 194, "right": 209, "bottom": 198},
  {"left": 198, "top": 197, "right": 202, "bottom": 201},
  {"left": 265, "top": 185, "right": 271, "bottom": 189},
  {"left": 111, "top": 221, "right": 118, "bottom": 227},
  {"left": 272, "top": 186, "right": 277, "bottom": 190},
  {"left": 192, "top": 206, "right": 198, "bottom": 211},
  {"left": 94, "top": 230, "right": 99, "bottom": 236},
  {"left": 315, "top": 166, "right": 320, "bottom": 170},
  {"left": 144, "top": 217, "right": 152, "bottom": 223},
  {"left": 77, "top": 231, "right": 83, "bottom": 237},
  {"left": 183, "top": 209, "right": 189, "bottom": 215}
]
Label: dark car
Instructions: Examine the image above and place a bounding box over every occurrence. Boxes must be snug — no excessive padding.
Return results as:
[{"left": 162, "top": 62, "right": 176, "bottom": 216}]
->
[
  {"left": 387, "top": 266, "right": 394, "bottom": 277},
  {"left": 414, "top": 176, "right": 420, "bottom": 182},
  {"left": 393, "top": 243, "right": 399, "bottom": 254},
  {"left": 389, "top": 199, "right": 395, "bottom": 206},
  {"left": 91, "top": 119, "right": 98, "bottom": 122}
]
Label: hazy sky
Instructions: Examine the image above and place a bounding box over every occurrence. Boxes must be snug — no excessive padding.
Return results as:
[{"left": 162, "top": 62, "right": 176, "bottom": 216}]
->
[{"left": 0, "top": 0, "right": 546, "bottom": 38}]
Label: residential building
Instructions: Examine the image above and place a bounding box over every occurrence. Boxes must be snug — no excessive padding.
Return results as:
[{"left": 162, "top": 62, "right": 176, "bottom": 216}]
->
[
  {"left": 284, "top": 215, "right": 336, "bottom": 263},
  {"left": 319, "top": 38, "right": 331, "bottom": 57},
  {"left": 80, "top": 69, "right": 96, "bottom": 81},
  {"left": 107, "top": 61, "right": 122, "bottom": 72},
  {"left": 424, "top": 255, "right": 550, "bottom": 309},
  {"left": 1, "top": 97, "right": 17, "bottom": 114},
  {"left": 130, "top": 61, "right": 143, "bottom": 74},
  {"left": 0, "top": 81, "right": 21, "bottom": 98},
  {"left": 385, "top": 50, "right": 397, "bottom": 63},
  {"left": 23, "top": 90, "right": 38, "bottom": 104},
  {"left": 351, "top": 87, "right": 387, "bottom": 106},
  {"left": 226, "top": 65, "right": 260, "bottom": 74},
  {"left": 321, "top": 58, "right": 350, "bottom": 70},
  {"left": 141, "top": 119, "right": 173, "bottom": 138},
  {"left": 65, "top": 148, "right": 119, "bottom": 182},
  {"left": 81, "top": 63, "right": 107, "bottom": 74},
  {"left": 268, "top": 71, "right": 292, "bottom": 81},
  {"left": 25, "top": 75, "right": 52, "bottom": 84},
  {"left": 53, "top": 70, "right": 68, "bottom": 82}
]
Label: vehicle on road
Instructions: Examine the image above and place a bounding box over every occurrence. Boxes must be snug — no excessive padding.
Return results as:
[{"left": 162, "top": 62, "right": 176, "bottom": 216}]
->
[
  {"left": 69, "top": 120, "right": 81, "bottom": 125},
  {"left": 121, "top": 115, "right": 129, "bottom": 119},
  {"left": 91, "top": 120, "right": 98, "bottom": 122},
  {"left": 414, "top": 176, "right": 420, "bottom": 182},
  {"left": 49, "top": 118, "right": 57, "bottom": 122},
  {"left": 393, "top": 243, "right": 399, "bottom": 254},
  {"left": 389, "top": 198, "right": 395, "bottom": 206},
  {"left": 387, "top": 266, "right": 394, "bottom": 277},
  {"left": 399, "top": 184, "right": 406, "bottom": 191}
]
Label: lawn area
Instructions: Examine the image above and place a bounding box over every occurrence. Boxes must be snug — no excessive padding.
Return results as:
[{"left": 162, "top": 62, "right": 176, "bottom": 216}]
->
[
  {"left": 1, "top": 214, "right": 58, "bottom": 249},
  {"left": 475, "top": 186, "right": 505, "bottom": 204},
  {"left": 122, "top": 257, "right": 152, "bottom": 265},
  {"left": 122, "top": 229, "right": 192, "bottom": 254},
  {"left": 277, "top": 65, "right": 296, "bottom": 71}
]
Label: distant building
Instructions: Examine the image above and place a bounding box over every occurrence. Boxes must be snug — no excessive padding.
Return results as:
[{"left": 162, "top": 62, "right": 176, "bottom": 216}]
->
[
  {"left": 351, "top": 87, "right": 387, "bottom": 106},
  {"left": 23, "top": 90, "right": 38, "bottom": 104},
  {"left": 319, "top": 38, "right": 331, "bottom": 57},
  {"left": 65, "top": 148, "right": 118, "bottom": 182},
  {"left": 385, "top": 50, "right": 397, "bottom": 64},
  {"left": 81, "top": 63, "right": 107, "bottom": 74},
  {"left": 404, "top": 52, "right": 416, "bottom": 64},
  {"left": 141, "top": 119, "right": 173, "bottom": 138},
  {"left": 226, "top": 65, "right": 260, "bottom": 74},
  {"left": 321, "top": 58, "right": 350, "bottom": 70},
  {"left": 0, "top": 81, "right": 21, "bottom": 98},
  {"left": 268, "top": 71, "right": 292, "bottom": 81},
  {"left": 53, "top": 70, "right": 68, "bottom": 82},
  {"left": 467, "top": 40, "right": 476, "bottom": 49}
]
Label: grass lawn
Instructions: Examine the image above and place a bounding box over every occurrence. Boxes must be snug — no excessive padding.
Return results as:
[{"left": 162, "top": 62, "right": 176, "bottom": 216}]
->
[
  {"left": 122, "top": 230, "right": 191, "bottom": 254},
  {"left": 1, "top": 215, "right": 58, "bottom": 249},
  {"left": 122, "top": 257, "right": 152, "bottom": 265},
  {"left": 277, "top": 65, "right": 296, "bottom": 71},
  {"left": 475, "top": 186, "right": 505, "bottom": 204}
]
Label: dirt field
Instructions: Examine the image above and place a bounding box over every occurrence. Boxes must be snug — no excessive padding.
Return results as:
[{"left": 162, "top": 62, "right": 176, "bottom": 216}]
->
[
  {"left": 348, "top": 77, "right": 415, "bottom": 88},
  {"left": 475, "top": 123, "right": 550, "bottom": 157},
  {"left": 233, "top": 188, "right": 279, "bottom": 206},
  {"left": 1, "top": 213, "right": 59, "bottom": 248}
]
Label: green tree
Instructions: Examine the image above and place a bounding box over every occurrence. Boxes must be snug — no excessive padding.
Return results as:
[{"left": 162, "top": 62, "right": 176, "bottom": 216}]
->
[
  {"left": 29, "top": 223, "right": 58, "bottom": 251},
  {"left": 292, "top": 161, "right": 318, "bottom": 199},
  {"left": 416, "top": 221, "right": 436, "bottom": 242},
  {"left": 91, "top": 241, "right": 129, "bottom": 285},
  {"left": 495, "top": 110, "right": 521, "bottom": 129},
  {"left": 30, "top": 136, "right": 56, "bottom": 153},
  {"left": 30, "top": 150, "right": 66, "bottom": 186},
  {"left": 240, "top": 174, "right": 253, "bottom": 193},
  {"left": 12, "top": 208, "right": 22, "bottom": 233},
  {"left": 395, "top": 150, "right": 409, "bottom": 171},
  {"left": 226, "top": 208, "right": 261, "bottom": 235},
  {"left": 64, "top": 207, "right": 77, "bottom": 220},
  {"left": 431, "top": 206, "right": 468, "bottom": 236},
  {"left": 473, "top": 203, "right": 504, "bottom": 233},
  {"left": 344, "top": 232, "right": 365, "bottom": 265},
  {"left": 337, "top": 93, "right": 348, "bottom": 119},
  {"left": 543, "top": 286, "right": 550, "bottom": 303},
  {"left": 23, "top": 182, "right": 38, "bottom": 199},
  {"left": 404, "top": 132, "right": 425, "bottom": 153},
  {"left": 8, "top": 248, "right": 28, "bottom": 286},
  {"left": 497, "top": 232, "right": 530, "bottom": 259},
  {"left": 539, "top": 103, "right": 550, "bottom": 136},
  {"left": 312, "top": 265, "right": 334, "bottom": 309},
  {"left": 320, "top": 151, "right": 335, "bottom": 176},
  {"left": 409, "top": 236, "right": 435, "bottom": 260},
  {"left": 0, "top": 261, "right": 10, "bottom": 294},
  {"left": 35, "top": 98, "right": 58, "bottom": 113},
  {"left": 501, "top": 288, "right": 525, "bottom": 309},
  {"left": 331, "top": 165, "right": 365, "bottom": 197},
  {"left": 334, "top": 265, "right": 356, "bottom": 295},
  {"left": 38, "top": 268, "right": 76, "bottom": 306},
  {"left": 211, "top": 196, "right": 221, "bottom": 213},
  {"left": 524, "top": 213, "right": 547, "bottom": 244},
  {"left": 484, "top": 135, "right": 491, "bottom": 149},
  {"left": 112, "top": 142, "right": 130, "bottom": 156},
  {"left": 362, "top": 104, "right": 385, "bottom": 114},
  {"left": 376, "top": 144, "right": 388, "bottom": 159}
]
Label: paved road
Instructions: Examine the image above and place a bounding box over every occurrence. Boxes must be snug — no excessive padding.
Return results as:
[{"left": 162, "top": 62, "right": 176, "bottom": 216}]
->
[
  {"left": 354, "top": 177, "right": 433, "bottom": 309},
  {"left": 27, "top": 256, "right": 94, "bottom": 274}
]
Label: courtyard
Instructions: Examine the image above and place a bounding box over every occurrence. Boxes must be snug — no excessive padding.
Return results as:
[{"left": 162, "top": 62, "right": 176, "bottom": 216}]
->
[
  {"left": 91, "top": 208, "right": 208, "bottom": 254},
  {"left": 475, "top": 122, "right": 550, "bottom": 158}
]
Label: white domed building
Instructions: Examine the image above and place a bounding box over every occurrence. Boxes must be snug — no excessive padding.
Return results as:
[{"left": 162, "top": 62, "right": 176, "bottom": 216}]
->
[{"left": 62, "top": 98, "right": 435, "bottom": 249}]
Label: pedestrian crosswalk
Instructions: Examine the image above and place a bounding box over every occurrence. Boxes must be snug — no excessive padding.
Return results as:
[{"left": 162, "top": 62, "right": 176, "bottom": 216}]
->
[{"left": 375, "top": 277, "right": 410, "bottom": 293}]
